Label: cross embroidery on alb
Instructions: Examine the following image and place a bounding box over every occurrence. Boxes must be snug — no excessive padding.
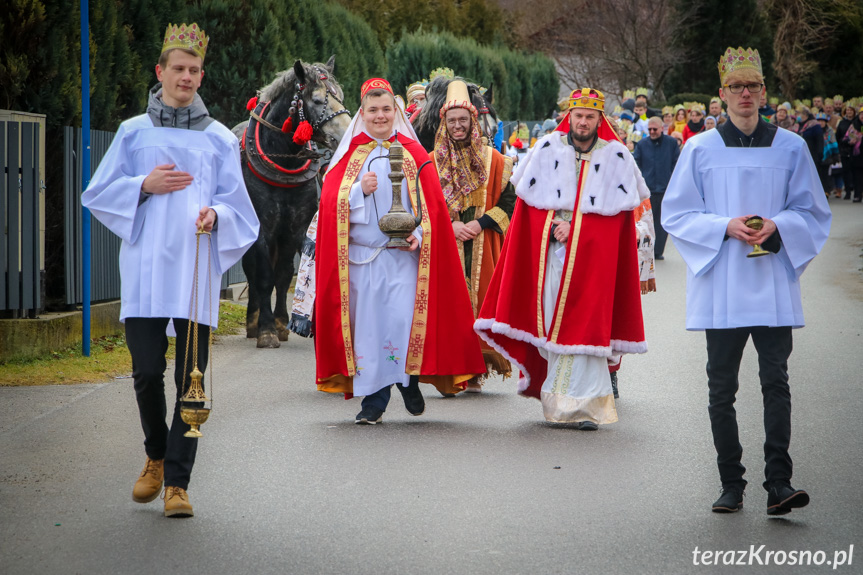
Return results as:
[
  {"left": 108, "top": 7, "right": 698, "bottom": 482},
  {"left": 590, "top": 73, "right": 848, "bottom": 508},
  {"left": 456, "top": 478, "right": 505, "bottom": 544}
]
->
[{"left": 383, "top": 340, "right": 401, "bottom": 365}]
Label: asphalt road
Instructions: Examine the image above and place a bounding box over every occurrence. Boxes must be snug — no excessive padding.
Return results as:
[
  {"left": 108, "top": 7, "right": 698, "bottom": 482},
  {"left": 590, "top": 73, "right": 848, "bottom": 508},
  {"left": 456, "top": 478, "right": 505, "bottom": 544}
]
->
[{"left": 1, "top": 199, "right": 861, "bottom": 575}]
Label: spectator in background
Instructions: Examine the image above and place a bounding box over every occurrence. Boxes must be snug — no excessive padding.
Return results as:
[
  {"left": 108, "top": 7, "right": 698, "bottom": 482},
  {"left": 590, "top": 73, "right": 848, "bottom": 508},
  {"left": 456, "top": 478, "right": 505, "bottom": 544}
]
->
[
  {"left": 705, "top": 116, "right": 717, "bottom": 130},
  {"left": 709, "top": 97, "right": 727, "bottom": 125},
  {"left": 634, "top": 116, "right": 680, "bottom": 261},
  {"left": 816, "top": 111, "right": 840, "bottom": 197},
  {"left": 673, "top": 105, "right": 687, "bottom": 134},
  {"left": 798, "top": 107, "right": 823, "bottom": 173},
  {"left": 682, "top": 102, "right": 706, "bottom": 144},
  {"left": 836, "top": 102, "right": 857, "bottom": 200},
  {"left": 772, "top": 103, "right": 795, "bottom": 131},
  {"left": 662, "top": 106, "right": 674, "bottom": 134}
]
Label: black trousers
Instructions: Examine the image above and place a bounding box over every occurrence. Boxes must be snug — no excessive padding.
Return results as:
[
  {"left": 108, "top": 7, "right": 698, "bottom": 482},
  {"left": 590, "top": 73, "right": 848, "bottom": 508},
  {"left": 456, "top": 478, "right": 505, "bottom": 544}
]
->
[
  {"left": 705, "top": 327, "right": 793, "bottom": 492},
  {"left": 125, "top": 317, "right": 209, "bottom": 490},
  {"left": 651, "top": 192, "right": 669, "bottom": 257}
]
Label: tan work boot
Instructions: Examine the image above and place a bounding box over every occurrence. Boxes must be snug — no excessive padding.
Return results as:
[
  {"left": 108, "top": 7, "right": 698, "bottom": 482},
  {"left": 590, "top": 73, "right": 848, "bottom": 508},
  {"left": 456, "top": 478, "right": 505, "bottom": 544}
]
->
[
  {"left": 132, "top": 457, "right": 164, "bottom": 503},
  {"left": 163, "top": 486, "right": 194, "bottom": 518}
]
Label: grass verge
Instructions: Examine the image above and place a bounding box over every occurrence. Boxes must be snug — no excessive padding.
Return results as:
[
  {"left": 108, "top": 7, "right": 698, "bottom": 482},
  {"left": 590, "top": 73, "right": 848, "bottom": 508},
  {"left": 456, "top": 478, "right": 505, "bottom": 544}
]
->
[{"left": 0, "top": 301, "right": 248, "bottom": 387}]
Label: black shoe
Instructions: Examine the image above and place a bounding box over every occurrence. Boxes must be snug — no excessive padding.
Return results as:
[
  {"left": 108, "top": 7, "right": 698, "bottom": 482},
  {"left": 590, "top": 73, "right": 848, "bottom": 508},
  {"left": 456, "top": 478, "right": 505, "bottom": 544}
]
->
[
  {"left": 610, "top": 371, "right": 619, "bottom": 399},
  {"left": 396, "top": 377, "right": 425, "bottom": 416},
  {"left": 655, "top": 254, "right": 665, "bottom": 260},
  {"left": 575, "top": 421, "right": 598, "bottom": 431},
  {"left": 854, "top": 198, "right": 862, "bottom": 203},
  {"left": 355, "top": 406, "right": 384, "bottom": 425},
  {"left": 766, "top": 483, "right": 809, "bottom": 516},
  {"left": 712, "top": 486, "right": 744, "bottom": 513}
]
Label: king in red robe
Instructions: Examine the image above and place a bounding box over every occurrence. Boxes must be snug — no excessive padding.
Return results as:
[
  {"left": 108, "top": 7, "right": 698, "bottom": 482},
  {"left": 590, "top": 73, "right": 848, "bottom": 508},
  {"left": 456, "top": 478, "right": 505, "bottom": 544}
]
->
[
  {"left": 475, "top": 88, "right": 649, "bottom": 426},
  {"left": 315, "top": 78, "right": 485, "bottom": 421}
]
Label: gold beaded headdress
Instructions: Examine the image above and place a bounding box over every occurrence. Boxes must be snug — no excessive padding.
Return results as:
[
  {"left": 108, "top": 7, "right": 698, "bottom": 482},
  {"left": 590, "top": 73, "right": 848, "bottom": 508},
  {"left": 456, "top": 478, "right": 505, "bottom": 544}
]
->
[
  {"left": 718, "top": 47, "right": 762, "bottom": 84},
  {"left": 162, "top": 23, "right": 208, "bottom": 61}
]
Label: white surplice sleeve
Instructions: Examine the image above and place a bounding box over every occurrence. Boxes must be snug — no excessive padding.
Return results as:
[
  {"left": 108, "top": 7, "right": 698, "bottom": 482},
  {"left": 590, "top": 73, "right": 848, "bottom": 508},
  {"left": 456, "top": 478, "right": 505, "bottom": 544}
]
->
[
  {"left": 206, "top": 129, "right": 260, "bottom": 276},
  {"left": 81, "top": 122, "right": 148, "bottom": 244},
  {"left": 771, "top": 145, "right": 832, "bottom": 279},
  {"left": 661, "top": 143, "right": 731, "bottom": 277}
]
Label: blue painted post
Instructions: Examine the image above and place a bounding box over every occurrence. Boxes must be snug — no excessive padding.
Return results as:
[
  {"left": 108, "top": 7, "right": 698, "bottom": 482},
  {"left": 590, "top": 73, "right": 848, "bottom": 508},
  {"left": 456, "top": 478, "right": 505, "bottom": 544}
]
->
[{"left": 81, "top": 0, "right": 91, "bottom": 356}]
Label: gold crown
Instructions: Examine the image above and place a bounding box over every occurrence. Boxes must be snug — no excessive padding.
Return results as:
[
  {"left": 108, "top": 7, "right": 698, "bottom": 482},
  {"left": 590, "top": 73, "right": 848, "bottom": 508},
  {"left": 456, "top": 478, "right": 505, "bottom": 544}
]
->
[
  {"left": 834, "top": 94, "right": 844, "bottom": 103},
  {"left": 567, "top": 88, "right": 605, "bottom": 112},
  {"left": 429, "top": 67, "right": 455, "bottom": 81},
  {"left": 769, "top": 97, "right": 779, "bottom": 105},
  {"left": 162, "top": 23, "right": 208, "bottom": 61},
  {"left": 635, "top": 87, "right": 649, "bottom": 97},
  {"left": 802, "top": 99, "right": 811, "bottom": 107},
  {"left": 718, "top": 47, "right": 762, "bottom": 84},
  {"left": 662, "top": 106, "right": 673, "bottom": 115},
  {"left": 622, "top": 89, "right": 636, "bottom": 100},
  {"left": 688, "top": 102, "right": 706, "bottom": 114}
]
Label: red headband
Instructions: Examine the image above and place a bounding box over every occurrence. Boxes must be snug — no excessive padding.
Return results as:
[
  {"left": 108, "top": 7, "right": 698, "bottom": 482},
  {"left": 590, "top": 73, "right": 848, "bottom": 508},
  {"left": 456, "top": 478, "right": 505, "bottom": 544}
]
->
[{"left": 361, "top": 78, "right": 394, "bottom": 100}]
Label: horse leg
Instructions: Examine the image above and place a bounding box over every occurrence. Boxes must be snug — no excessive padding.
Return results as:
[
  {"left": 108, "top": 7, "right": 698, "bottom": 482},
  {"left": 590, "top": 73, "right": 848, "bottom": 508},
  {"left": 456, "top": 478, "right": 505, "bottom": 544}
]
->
[
  {"left": 242, "top": 250, "right": 259, "bottom": 339},
  {"left": 250, "top": 238, "right": 281, "bottom": 349},
  {"left": 273, "top": 239, "right": 296, "bottom": 342}
]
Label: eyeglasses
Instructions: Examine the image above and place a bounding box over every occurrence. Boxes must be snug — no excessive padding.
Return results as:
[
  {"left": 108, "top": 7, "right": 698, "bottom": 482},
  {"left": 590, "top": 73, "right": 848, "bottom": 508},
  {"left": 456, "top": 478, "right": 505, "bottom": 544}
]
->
[
  {"left": 724, "top": 83, "right": 764, "bottom": 95},
  {"left": 445, "top": 117, "right": 471, "bottom": 127}
]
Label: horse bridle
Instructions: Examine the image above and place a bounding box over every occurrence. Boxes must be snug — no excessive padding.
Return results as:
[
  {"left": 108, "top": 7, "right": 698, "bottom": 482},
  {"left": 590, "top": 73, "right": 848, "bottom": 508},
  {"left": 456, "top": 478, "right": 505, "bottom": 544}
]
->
[{"left": 288, "top": 66, "right": 350, "bottom": 134}]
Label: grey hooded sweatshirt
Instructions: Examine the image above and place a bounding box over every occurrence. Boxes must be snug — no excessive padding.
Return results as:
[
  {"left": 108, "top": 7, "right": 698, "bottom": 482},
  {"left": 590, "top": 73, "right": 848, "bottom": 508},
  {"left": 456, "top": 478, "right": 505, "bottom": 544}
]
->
[{"left": 146, "top": 83, "right": 215, "bottom": 131}]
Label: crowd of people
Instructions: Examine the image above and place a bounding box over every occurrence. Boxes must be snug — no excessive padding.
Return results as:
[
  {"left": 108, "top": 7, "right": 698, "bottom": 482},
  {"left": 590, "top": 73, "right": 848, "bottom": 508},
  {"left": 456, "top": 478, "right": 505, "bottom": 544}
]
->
[{"left": 84, "top": 22, "right": 831, "bottom": 522}]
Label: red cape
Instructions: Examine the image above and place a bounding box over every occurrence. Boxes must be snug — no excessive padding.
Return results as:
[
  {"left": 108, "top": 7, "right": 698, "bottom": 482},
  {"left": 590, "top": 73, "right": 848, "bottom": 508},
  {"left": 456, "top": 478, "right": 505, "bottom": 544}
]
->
[
  {"left": 315, "top": 132, "right": 486, "bottom": 396},
  {"left": 475, "top": 121, "right": 646, "bottom": 400}
]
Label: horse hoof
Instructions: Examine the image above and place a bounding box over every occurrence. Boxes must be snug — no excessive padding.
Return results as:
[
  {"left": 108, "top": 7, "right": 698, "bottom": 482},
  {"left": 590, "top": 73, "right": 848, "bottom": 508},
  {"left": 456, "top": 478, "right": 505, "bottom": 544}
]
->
[
  {"left": 278, "top": 329, "right": 290, "bottom": 342},
  {"left": 256, "top": 332, "right": 281, "bottom": 348}
]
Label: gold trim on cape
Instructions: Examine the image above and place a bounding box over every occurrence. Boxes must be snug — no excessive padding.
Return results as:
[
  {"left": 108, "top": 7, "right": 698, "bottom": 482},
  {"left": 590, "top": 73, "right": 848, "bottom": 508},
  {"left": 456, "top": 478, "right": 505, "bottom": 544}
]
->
[
  {"left": 335, "top": 142, "right": 376, "bottom": 377},
  {"left": 537, "top": 210, "right": 554, "bottom": 338}
]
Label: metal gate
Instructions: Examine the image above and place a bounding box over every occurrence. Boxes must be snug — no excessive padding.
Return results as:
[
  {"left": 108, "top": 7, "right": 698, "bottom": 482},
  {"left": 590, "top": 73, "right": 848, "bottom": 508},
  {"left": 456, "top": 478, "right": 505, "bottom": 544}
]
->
[{"left": 0, "top": 113, "right": 45, "bottom": 317}]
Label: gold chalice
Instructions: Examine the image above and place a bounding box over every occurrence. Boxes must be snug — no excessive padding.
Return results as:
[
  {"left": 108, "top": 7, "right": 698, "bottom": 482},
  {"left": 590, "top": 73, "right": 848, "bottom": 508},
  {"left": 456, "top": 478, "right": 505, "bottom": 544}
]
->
[{"left": 745, "top": 216, "right": 769, "bottom": 258}]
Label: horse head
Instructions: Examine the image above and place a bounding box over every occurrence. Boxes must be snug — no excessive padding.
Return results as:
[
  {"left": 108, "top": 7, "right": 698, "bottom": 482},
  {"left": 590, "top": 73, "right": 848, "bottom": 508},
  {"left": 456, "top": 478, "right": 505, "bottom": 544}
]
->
[
  {"left": 259, "top": 56, "right": 350, "bottom": 152},
  {"left": 472, "top": 83, "right": 499, "bottom": 143}
]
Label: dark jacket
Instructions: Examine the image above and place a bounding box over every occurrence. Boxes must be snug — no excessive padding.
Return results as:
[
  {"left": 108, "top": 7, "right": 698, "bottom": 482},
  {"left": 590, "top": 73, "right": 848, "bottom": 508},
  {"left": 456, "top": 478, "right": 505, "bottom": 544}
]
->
[{"left": 633, "top": 133, "right": 680, "bottom": 195}]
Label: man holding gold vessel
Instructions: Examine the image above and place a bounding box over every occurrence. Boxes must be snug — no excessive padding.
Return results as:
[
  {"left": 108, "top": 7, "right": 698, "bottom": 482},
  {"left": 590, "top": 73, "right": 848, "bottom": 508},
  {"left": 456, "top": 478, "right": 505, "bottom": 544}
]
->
[
  {"left": 314, "top": 78, "right": 485, "bottom": 424},
  {"left": 82, "top": 23, "right": 259, "bottom": 517},
  {"left": 662, "top": 47, "right": 831, "bottom": 515}
]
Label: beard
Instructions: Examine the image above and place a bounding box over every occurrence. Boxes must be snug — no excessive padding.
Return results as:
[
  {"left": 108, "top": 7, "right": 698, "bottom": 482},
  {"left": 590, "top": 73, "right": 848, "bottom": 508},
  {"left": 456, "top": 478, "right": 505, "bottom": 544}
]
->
[{"left": 571, "top": 126, "right": 598, "bottom": 143}]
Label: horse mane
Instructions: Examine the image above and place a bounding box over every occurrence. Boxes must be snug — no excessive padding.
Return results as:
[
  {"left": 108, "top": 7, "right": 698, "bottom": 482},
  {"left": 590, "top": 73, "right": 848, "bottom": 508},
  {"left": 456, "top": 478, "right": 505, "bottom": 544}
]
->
[{"left": 260, "top": 69, "right": 298, "bottom": 103}]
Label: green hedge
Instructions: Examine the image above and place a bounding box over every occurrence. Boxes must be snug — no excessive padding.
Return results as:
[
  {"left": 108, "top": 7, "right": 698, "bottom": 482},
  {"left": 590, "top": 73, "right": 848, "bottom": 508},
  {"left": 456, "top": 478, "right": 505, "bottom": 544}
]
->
[{"left": 386, "top": 30, "right": 559, "bottom": 120}]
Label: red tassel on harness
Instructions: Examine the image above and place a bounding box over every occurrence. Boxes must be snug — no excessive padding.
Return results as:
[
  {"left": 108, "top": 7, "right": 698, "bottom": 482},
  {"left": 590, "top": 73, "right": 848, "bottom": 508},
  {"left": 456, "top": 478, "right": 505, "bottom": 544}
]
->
[
  {"left": 246, "top": 96, "right": 258, "bottom": 111},
  {"left": 293, "top": 120, "right": 313, "bottom": 145},
  {"left": 281, "top": 117, "right": 294, "bottom": 133}
]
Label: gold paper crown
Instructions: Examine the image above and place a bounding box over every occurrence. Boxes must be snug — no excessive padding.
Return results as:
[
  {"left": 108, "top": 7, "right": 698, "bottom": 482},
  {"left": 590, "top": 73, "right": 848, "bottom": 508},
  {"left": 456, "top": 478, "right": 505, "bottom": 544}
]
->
[
  {"left": 567, "top": 88, "right": 605, "bottom": 112},
  {"left": 688, "top": 102, "right": 706, "bottom": 114},
  {"left": 162, "top": 23, "right": 208, "bottom": 61},
  {"left": 673, "top": 104, "right": 685, "bottom": 113},
  {"left": 769, "top": 97, "right": 779, "bottom": 105},
  {"left": 635, "top": 87, "right": 649, "bottom": 97},
  {"left": 429, "top": 67, "right": 455, "bottom": 81},
  {"left": 622, "top": 89, "right": 636, "bottom": 101},
  {"left": 662, "top": 106, "right": 673, "bottom": 115},
  {"left": 834, "top": 94, "right": 844, "bottom": 103},
  {"left": 802, "top": 99, "right": 811, "bottom": 107},
  {"left": 718, "top": 47, "right": 762, "bottom": 84}
]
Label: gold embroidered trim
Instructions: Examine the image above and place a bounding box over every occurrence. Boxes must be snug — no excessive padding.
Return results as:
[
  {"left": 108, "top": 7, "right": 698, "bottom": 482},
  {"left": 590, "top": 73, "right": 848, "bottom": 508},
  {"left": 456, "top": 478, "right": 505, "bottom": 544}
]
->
[
  {"left": 335, "top": 142, "right": 376, "bottom": 376},
  {"left": 500, "top": 155, "right": 514, "bottom": 189},
  {"left": 550, "top": 159, "right": 588, "bottom": 343},
  {"left": 402, "top": 149, "right": 432, "bottom": 376},
  {"left": 484, "top": 206, "right": 510, "bottom": 235},
  {"left": 468, "top": 146, "right": 493, "bottom": 313},
  {"left": 537, "top": 210, "right": 554, "bottom": 338}
]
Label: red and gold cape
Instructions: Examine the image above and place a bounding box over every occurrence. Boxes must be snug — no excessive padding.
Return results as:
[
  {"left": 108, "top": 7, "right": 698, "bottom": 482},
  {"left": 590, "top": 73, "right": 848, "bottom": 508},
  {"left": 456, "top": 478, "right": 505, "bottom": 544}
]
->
[
  {"left": 315, "top": 132, "right": 486, "bottom": 397},
  {"left": 475, "top": 118, "right": 646, "bottom": 400}
]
